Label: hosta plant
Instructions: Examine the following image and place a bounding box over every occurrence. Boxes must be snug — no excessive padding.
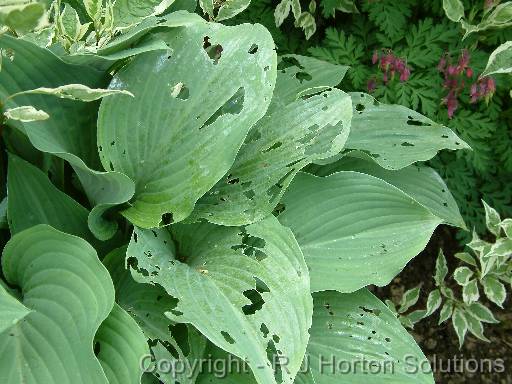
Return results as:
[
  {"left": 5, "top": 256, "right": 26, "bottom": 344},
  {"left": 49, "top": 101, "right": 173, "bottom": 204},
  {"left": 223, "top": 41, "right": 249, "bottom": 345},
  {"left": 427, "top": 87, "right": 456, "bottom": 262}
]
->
[{"left": 0, "top": 1, "right": 470, "bottom": 383}]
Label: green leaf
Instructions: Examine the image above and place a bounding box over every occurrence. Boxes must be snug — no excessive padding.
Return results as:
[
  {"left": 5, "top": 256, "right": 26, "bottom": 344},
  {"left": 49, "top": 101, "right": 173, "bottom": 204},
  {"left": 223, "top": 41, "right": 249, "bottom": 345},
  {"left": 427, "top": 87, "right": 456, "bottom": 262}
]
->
[
  {"left": 0, "top": 197, "right": 6, "bottom": 228},
  {"left": 482, "top": 41, "right": 512, "bottom": 77},
  {"left": 443, "top": 0, "right": 464, "bottom": 22},
  {"left": 98, "top": 21, "right": 276, "bottom": 228},
  {"left": 0, "top": 1, "right": 47, "bottom": 34},
  {"left": 9, "top": 84, "right": 134, "bottom": 102},
  {"left": 465, "top": 312, "right": 489, "bottom": 342},
  {"left": 216, "top": 0, "right": 252, "bottom": 21},
  {"left": 308, "top": 153, "right": 466, "bottom": 229},
  {"left": 462, "top": 279, "right": 480, "bottom": 304},
  {"left": 127, "top": 216, "right": 312, "bottom": 384},
  {"left": 434, "top": 250, "right": 448, "bottom": 286},
  {"left": 274, "top": 0, "right": 292, "bottom": 26},
  {"left": 83, "top": 0, "right": 102, "bottom": 21},
  {"left": 113, "top": 0, "right": 176, "bottom": 29},
  {"left": 501, "top": 218, "right": 512, "bottom": 238},
  {"left": 425, "top": 289, "right": 442, "bottom": 316},
  {"left": 0, "top": 225, "right": 115, "bottom": 384},
  {"left": 346, "top": 93, "right": 469, "bottom": 170},
  {"left": 454, "top": 252, "right": 477, "bottom": 267},
  {"left": 452, "top": 308, "right": 468, "bottom": 348},
  {"left": 398, "top": 285, "right": 421, "bottom": 313},
  {"left": 453, "top": 266, "right": 474, "bottom": 286},
  {"left": 3, "top": 105, "right": 49, "bottom": 122},
  {"left": 481, "top": 275, "right": 507, "bottom": 307},
  {"left": 438, "top": 302, "right": 453, "bottom": 324},
  {"left": 462, "top": 3, "right": 512, "bottom": 38},
  {"left": 295, "top": 12, "right": 316, "bottom": 39},
  {"left": 199, "top": 0, "right": 214, "bottom": 18},
  {"left": 95, "top": 303, "right": 150, "bottom": 384},
  {"left": 0, "top": 35, "right": 135, "bottom": 240},
  {"left": 307, "top": 290, "right": 434, "bottom": 384},
  {"left": 190, "top": 87, "right": 352, "bottom": 226},
  {"left": 279, "top": 171, "right": 442, "bottom": 292},
  {"left": 483, "top": 200, "right": 501, "bottom": 236},
  {"left": 0, "top": 283, "right": 31, "bottom": 335},
  {"left": 320, "top": 0, "right": 358, "bottom": 18},
  {"left": 465, "top": 302, "right": 499, "bottom": 324}
]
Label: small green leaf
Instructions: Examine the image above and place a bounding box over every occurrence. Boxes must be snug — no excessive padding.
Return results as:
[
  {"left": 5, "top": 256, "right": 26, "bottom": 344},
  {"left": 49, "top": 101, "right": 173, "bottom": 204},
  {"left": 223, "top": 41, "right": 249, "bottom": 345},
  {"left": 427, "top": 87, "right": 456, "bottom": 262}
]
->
[
  {"left": 425, "top": 289, "right": 442, "bottom": 316},
  {"left": 399, "top": 285, "right": 421, "bottom": 313},
  {"left": 465, "top": 312, "right": 489, "bottom": 342},
  {"left": 3, "top": 105, "right": 49, "bottom": 121},
  {"left": 466, "top": 302, "right": 499, "bottom": 324},
  {"left": 274, "top": 0, "right": 292, "bottom": 26},
  {"left": 9, "top": 84, "right": 134, "bottom": 102},
  {"left": 438, "top": 302, "right": 453, "bottom": 324},
  {"left": 453, "top": 266, "right": 474, "bottom": 286},
  {"left": 295, "top": 12, "right": 316, "bottom": 39},
  {"left": 481, "top": 275, "right": 507, "bottom": 307},
  {"left": 443, "top": 0, "right": 465, "bottom": 22},
  {"left": 434, "top": 250, "right": 448, "bottom": 286},
  {"left": 452, "top": 308, "right": 468, "bottom": 348},
  {"left": 462, "top": 279, "right": 480, "bottom": 304},
  {"left": 483, "top": 200, "right": 501, "bottom": 236},
  {"left": 454, "top": 252, "right": 477, "bottom": 267}
]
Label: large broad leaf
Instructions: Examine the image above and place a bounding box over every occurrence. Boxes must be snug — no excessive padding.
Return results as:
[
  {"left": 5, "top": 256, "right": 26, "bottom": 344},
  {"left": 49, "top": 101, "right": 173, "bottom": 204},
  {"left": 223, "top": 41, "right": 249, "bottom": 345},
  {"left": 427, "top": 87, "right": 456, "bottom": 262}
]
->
[
  {"left": 98, "top": 20, "right": 277, "bottom": 228},
  {"left": 126, "top": 216, "right": 312, "bottom": 384},
  {"left": 0, "top": 283, "right": 31, "bottom": 335},
  {"left": 345, "top": 93, "right": 469, "bottom": 170},
  {"left": 307, "top": 152, "right": 466, "bottom": 229},
  {"left": 307, "top": 290, "right": 434, "bottom": 384},
  {"left": 103, "top": 247, "right": 208, "bottom": 384},
  {"left": 95, "top": 303, "right": 150, "bottom": 384},
  {"left": 190, "top": 87, "right": 352, "bottom": 225},
  {"left": 0, "top": 225, "right": 115, "bottom": 384},
  {"left": 0, "top": 35, "right": 135, "bottom": 240},
  {"left": 278, "top": 172, "right": 442, "bottom": 293}
]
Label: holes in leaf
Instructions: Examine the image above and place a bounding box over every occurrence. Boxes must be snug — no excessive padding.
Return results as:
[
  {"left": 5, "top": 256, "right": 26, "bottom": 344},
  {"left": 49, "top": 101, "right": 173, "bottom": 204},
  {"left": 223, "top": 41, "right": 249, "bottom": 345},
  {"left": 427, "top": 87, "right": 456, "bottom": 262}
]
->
[
  {"left": 273, "top": 203, "right": 286, "bottom": 215},
  {"left": 260, "top": 323, "right": 270, "bottom": 338},
  {"left": 266, "top": 339, "right": 284, "bottom": 383},
  {"left": 109, "top": 161, "right": 114, "bottom": 171},
  {"left": 203, "top": 36, "right": 223, "bottom": 64},
  {"left": 295, "top": 71, "right": 312, "bottom": 83},
  {"left": 242, "top": 289, "right": 265, "bottom": 315},
  {"left": 169, "top": 309, "right": 183, "bottom": 317},
  {"left": 221, "top": 331, "right": 235, "bottom": 344},
  {"left": 278, "top": 56, "right": 304, "bottom": 71},
  {"left": 263, "top": 141, "right": 282, "bottom": 153},
  {"left": 170, "top": 323, "right": 190, "bottom": 356},
  {"left": 201, "top": 87, "right": 245, "bottom": 129},
  {"left": 160, "top": 212, "right": 174, "bottom": 226},
  {"left": 170, "top": 82, "right": 189, "bottom": 100},
  {"left": 248, "top": 44, "right": 258, "bottom": 54},
  {"left": 110, "top": 141, "right": 115, "bottom": 146},
  {"left": 133, "top": 232, "right": 138, "bottom": 243},
  {"left": 355, "top": 103, "right": 365, "bottom": 112},
  {"left": 401, "top": 142, "right": 414, "bottom": 147},
  {"left": 441, "top": 134, "right": 449, "bottom": 139},
  {"left": 406, "top": 116, "right": 431, "bottom": 127}
]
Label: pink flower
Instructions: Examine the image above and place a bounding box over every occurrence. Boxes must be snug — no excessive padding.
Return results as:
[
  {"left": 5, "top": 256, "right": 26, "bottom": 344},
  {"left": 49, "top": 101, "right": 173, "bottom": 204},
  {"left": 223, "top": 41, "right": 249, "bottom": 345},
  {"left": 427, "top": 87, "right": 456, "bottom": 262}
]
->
[
  {"left": 466, "top": 67, "right": 473, "bottom": 78},
  {"left": 372, "top": 50, "right": 379, "bottom": 64},
  {"left": 367, "top": 78, "right": 377, "bottom": 93},
  {"left": 437, "top": 55, "right": 447, "bottom": 72}
]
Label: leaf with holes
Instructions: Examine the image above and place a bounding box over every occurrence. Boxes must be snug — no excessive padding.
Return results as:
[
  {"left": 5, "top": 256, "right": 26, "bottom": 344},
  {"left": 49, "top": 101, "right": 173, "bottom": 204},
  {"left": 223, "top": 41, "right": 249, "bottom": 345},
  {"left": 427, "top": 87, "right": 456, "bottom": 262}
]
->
[
  {"left": 98, "top": 20, "right": 276, "bottom": 228},
  {"left": 346, "top": 93, "right": 469, "bottom": 170},
  {"left": 126, "top": 216, "right": 312, "bottom": 384},
  {"left": 279, "top": 171, "right": 443, "bottom": 292},
  {"left": 190, "top": 86, "right": 352, "bottom": 225},
  {"left": 306, "top": 290, "right": 434, "bottom": 383},
  {"left": 0, "top": 225, "right": 115, "bottom": 384}
]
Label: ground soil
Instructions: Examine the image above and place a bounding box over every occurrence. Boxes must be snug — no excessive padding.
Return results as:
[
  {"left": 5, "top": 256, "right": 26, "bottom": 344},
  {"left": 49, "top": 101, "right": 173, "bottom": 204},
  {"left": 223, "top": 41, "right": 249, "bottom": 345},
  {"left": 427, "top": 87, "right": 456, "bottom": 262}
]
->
[{"left": 371, "top": 225, "right": 512, "bottom": 384}]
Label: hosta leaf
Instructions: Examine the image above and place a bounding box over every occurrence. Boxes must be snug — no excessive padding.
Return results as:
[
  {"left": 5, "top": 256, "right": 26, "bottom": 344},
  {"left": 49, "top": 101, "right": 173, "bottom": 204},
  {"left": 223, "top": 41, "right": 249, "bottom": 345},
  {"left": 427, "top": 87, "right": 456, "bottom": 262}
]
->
[
  {"left": 279, "top": 171, "right": 442, "bottom": 292},
  {"left": 113, "top": 0, "right": 176, "bottom": 29},
  {"left": 3, "top": 105, "right": 49, "bottom": 122},
  {"left": 9, "top": 84, "right": 134, "bottom": 102},
  {"left": 307, "top": 290, "right": 434, "bottom": 384},
  {"left": 95, "top": 303, "right": 149, "bottom": 384},
  {"left": 0, "top": 225, "right": 115, "bottom": 384},
  {"left": 104, "top": 247, "right": 208, "bottom": 384},
  {"left": 346, "top": 93, "right": 469, "bottom": 170},
  {"left": 270, "top": 55, "right": 349, "bottom": 113},
  {"left": 98, "top": 20, "right": 276, "bottom": 228},
  {"left": 126, "top": 216, "right": 312, "bottom": 384},
  {"left": 308, "top": 153, "right": 466, "bottom": 229},
  {"left": 0, "top": 283, "right": 31, "bottom": 335},
  {"left": 482, "top": 41, "right": 512, "bottom": 77},
  {"left": 443, "top": 0, "right": 464, "bottom": 22},
  {"left": 0, "top": 35, "right": 135, "bottom": 240},
  {"left": 190, "top": 87, "right": 352, "bottom": 225}
]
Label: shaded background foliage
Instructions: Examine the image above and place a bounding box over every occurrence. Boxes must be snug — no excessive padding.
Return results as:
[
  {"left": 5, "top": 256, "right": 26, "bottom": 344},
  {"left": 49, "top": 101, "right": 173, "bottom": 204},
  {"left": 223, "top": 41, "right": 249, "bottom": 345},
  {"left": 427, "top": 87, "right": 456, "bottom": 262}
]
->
[{"left": 233, "top": 0, "right": 512, "bottom": 241}]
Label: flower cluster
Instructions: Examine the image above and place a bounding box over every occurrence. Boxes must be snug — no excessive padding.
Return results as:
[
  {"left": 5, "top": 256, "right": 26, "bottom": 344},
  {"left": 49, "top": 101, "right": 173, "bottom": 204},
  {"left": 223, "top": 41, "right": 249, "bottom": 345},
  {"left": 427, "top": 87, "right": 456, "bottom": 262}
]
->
[
  {"left": 470, "top": 77, "right": 496, "bottom": 104},
  {"left": 367, "top": 49, "right": 411, "bottom": 92},
  {"left": 437, "top": 50, "right": 473, "bottom": 118}
]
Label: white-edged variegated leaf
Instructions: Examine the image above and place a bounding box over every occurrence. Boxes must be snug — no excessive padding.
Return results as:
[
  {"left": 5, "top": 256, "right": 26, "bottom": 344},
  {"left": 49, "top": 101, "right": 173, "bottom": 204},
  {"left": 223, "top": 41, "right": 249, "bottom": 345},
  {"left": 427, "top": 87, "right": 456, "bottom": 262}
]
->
[
  {"left": 434, "top": 250, "right": 448, "bottom": 286},
  {"left": 3, "top": 105, "right": 49, "bottom": 122},
  {"left": 465, "top": 312, "right": 489, "bottom": 342},
  {"left": 425, "top": 289, "right": 442, "bottom": 316},
  {"left": 306, "top": 290, "right": 434, "bottom": 384},
  {"left": 308, "top": 153, "right": 466, "bottom": 229},
  {"left": 398, "top": 285, "right": 421, "bottom": 313},
  {"left": 346, "top": 93, "right": 469, "bottom": 170},
  {"left": 483, "top": 200, "right": 501, "bottom": 236},
  {"left": 279, "top": 171, "right": 442, "bottom": 292},
  {"left": 438, "top": 302, "right": 453, "bottom": 324},
  {"left": 462, "top": 279, "right": 480, "bottom": 304},
  {"left": 481, "top": 276, "right": 507, "bottom": 307},
  {"left": 216, "top": 0, "right": 252, "bottom": 21},
  {"left": 190, "top": 87, "right": 352, "bottom": 225},
  {"left": 482, "top": 40, "right": 512, "bottom": 77},
  {"left": 98, "top": 20, "right": 276, "bottom": 228},
  {"left": 443, "top": 0, "right": 464, "bottom": 22},
  {"left": 0, "top": 225, "right": 115, "bottom": 384},
  {"left": 127, "top": 216, "right": 312, "bottom": 384},
  {"left": 9, "top": 84, "right": 134, "bottom": 102},
  {"left": 453, "top": 266, "right": 474, "bottom": 286},
  {"left": 452, "top": 308, "right": 468, "bottom": 347},
  {"left": 113, "top": 0, "right": 176, "bottom": 29},
  {"left": 465, "top": 302, "right": 499, "bottom": 324}
]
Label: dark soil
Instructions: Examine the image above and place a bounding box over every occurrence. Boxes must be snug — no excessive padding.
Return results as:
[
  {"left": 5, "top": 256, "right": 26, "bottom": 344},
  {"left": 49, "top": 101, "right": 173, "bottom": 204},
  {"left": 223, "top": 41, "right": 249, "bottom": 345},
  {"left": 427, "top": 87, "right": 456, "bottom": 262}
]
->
[{"left": 372, "top": 225, "right": 512, "bottom": 384}]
